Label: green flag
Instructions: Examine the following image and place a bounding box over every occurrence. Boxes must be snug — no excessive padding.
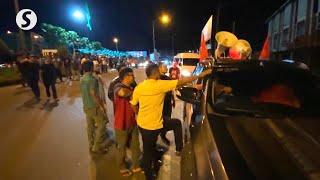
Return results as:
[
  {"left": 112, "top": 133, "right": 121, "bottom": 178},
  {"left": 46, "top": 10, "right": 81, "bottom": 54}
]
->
[{"left": 85, "top": 2, "right": 92, "bottom": 31}]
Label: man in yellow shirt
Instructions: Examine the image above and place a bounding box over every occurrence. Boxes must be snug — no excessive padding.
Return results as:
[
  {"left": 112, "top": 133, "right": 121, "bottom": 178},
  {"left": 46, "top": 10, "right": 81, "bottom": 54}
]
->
[{"left": 130, "top": 64, "right": 211, "bottom": 180}]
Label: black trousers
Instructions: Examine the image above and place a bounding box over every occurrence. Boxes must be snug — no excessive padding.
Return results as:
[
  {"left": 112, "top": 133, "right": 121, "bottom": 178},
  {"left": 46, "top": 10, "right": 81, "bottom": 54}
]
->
[
  {"left": 44, "top": 83, "right": 57, "bottom": 99},
  {"left": 138, "top": 127, "right": 162, "bottom": 180},
  {"left": 28, "top": 80, "right": 40, "bottom": 98},
  {"left": 161, "top": 117, "right": 183, "bottom": 152},
  {"left": 56, "top": 69, "right": 63, "bottom": 82}
]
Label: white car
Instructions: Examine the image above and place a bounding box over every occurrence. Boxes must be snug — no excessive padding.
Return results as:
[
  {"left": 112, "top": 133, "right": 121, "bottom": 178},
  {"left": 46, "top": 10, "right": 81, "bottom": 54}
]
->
[{"left": 174, "top": 53, "right": 199, "bottom": 77}]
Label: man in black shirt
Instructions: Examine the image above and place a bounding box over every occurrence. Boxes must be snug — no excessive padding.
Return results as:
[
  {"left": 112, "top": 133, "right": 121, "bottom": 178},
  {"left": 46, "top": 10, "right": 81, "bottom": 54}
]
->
[
  {"left": 25, "top": 56, "right": 41, "bottom": 101},
  {"left": 41, "top": 57, "right": 58, "bottom": 102},
  {"left": 158, "top": 62, "right": 183, "bottom": 155},
  {"left": 108, "top": 64, "right": 137, "bottom": 101}
]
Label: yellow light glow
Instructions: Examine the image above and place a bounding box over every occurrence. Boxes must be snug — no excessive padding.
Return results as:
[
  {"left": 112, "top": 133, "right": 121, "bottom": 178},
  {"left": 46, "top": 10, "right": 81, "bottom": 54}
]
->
[{"left": 160, "top": 14, "right": 170, "bottom": 25}]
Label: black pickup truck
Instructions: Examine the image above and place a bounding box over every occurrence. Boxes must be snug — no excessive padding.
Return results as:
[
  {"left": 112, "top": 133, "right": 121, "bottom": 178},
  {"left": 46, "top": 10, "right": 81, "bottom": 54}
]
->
[{"left": 178, "top": 59, "right": 320, "bottom": 180}]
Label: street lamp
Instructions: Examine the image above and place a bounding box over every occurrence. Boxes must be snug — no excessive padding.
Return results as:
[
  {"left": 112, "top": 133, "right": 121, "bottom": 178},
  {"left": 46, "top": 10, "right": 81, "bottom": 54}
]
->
[
  {"left": 33, "top": 35, "right": 39, "bottom": 39},
  {"left": 113, "top": 37, "right": 120, "bottom": 61},
  {"left": 113, "top": 37, "right": 119, "bottom": 51},
  {"left": 7, "top": 30, "right": 12, "bottom": 35},
  {"left": 152, "top": 13, "right": 171, "bottom": 61},
  {"left": 72, "top": 10, "right": 85, "bottom": 21}
]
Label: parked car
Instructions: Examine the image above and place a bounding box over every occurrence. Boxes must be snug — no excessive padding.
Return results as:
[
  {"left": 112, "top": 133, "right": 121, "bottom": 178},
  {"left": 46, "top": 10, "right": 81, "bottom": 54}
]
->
[{"left": 177, "top": 59, "right": 320, "bottom": 180}]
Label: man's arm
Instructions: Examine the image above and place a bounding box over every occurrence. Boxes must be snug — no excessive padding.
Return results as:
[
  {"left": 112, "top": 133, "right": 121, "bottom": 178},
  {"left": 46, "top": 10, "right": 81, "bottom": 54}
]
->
[
  {"left": 131, "top": 104, "right": 138, "bottom": 114},
  {"left": 130, "top": 88, "right": 139, "bottom": 114},
  {"left": 117, "top": 87, "right": 132, "bottom": 98},
  {"left": 176, "top": 69, "right": 212, "bottom": 87},
  {"left": 107, "top": 79, "right": 117, "bottom": 101},
  {"left": 89, "top": 81, "right": 106, "bottom": 112}
]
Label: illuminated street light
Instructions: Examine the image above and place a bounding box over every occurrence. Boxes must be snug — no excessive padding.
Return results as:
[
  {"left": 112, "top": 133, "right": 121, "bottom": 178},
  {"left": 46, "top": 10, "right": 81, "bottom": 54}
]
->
[
  {"left": 152, "top": 13, "right": 172, "bottom": 60},
  {"left": 7, "top": 30, "right": 12, "bottom": 34},
  {"left": 72, "top": 10, "right": 85, "bottom": 21},
  {"left": 159, "top": 14, "right": 171, "bottom": 25},
  {"left": 113, "top": 37, "right": 119, "bottom": 60},
  {"left": 33, "top": 35, "right": 39, "bottom": 39},
  {"left": 113, "top": 38, "right": 119, "bottom": 44}
]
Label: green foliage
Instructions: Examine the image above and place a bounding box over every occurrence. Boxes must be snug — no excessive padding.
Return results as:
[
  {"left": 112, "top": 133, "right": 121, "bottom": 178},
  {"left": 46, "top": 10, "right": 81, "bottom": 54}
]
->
[
  {"left": 0, "top": 67, "right": 20, "bottom": 83},
  {"left": 41, "top": 23, "right": 103, "bottom": 52}
]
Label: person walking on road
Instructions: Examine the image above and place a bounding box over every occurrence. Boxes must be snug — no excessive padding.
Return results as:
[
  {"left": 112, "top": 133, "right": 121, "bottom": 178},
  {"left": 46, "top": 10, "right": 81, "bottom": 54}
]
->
[
  {"left": 158, "top": 63, "right": 183, "bottom": 156},
  {"left": 80, "top": 61, "right": 108, "bottom": 154},
  {"left": 64, "top": 58, "right": 72, "bottom": 80},
  {"left": 25, "top": 56, "right": 41, "bottom": 102},
  {"left": 114, "top": 67, "right": 142, "bottom": 177},
  {"left": 71, "top": 59, "right": 80, "bottom": 81},
  {"left": 16, "top": 56, "right": 28, "bottom": 87},
  {"left": 40, "top": 57, "right": 58, "bottom": 103},
  {"left": 53, "top": 57, "right": 63, "bottom": 83},
  {"left": 130, "top": 64, "right": 211, "bottom": 180}
]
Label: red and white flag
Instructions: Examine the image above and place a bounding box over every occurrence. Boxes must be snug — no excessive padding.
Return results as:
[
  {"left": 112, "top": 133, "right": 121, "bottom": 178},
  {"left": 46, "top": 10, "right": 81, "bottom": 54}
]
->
[
  {"left": 259, "top": 36, "right": 270, "bottom": 60},
  {"left": 199, "top": 15, "right": 213, "bottom": 60}
]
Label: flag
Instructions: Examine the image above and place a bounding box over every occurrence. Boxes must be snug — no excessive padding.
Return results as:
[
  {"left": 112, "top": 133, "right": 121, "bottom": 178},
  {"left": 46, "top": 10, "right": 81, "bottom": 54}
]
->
[
  {"left": 259, "top": 36, "right": 270, "bottom": 60},
  {"left": 202, "top": 15, "right": 213, "bottom": 42},
  {"left": 85, "top": 2, "right": 92, "bottom": 31},
  {"left": 199, "top": 34, "right": 208, "bottom": 60},
  {"left": 199, "top": 16, "right": 213, "bottom": 60}
]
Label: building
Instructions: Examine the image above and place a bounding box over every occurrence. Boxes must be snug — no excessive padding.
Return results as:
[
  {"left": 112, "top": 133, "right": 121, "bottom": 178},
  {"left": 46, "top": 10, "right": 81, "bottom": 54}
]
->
[{"left": 266, "top": 0, "right": 320, "bottom": 74}]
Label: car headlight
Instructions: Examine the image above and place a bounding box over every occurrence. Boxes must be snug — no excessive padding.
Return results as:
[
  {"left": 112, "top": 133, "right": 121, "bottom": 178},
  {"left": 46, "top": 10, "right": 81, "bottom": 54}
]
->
[{"left": 181, "top": 70, "right": 191, "bottom": 77}]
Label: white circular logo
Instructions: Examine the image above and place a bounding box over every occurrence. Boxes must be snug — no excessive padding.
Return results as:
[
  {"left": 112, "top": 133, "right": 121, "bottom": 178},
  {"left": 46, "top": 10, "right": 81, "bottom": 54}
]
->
[{"left": 16, "top": 9, "right": 37, "bottom": 30}]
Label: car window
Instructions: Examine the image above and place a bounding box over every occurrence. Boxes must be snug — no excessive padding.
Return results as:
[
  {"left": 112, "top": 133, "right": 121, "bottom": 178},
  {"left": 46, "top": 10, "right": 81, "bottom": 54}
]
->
[
  {"left": 212, "top": 62, "right": 320, "bottom": 117},
  {"left": 183, "top": 58, "right": 199, "bottom": 66}
]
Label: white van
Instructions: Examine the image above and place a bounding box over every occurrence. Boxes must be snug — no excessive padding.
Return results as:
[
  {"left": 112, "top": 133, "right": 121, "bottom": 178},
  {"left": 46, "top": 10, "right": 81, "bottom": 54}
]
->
[{"left": 174, "top": 53, "right": 200, "bottom": 77}]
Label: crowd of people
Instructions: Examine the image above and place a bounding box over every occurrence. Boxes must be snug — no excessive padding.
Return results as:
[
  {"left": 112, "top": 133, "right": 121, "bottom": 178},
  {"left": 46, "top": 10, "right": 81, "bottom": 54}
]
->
[
  {"left": 14, "top": 53, "right": 211, "bottom": 179},
  {"left": 14, "top": 54, "right": 123, "bottom": 104},
  {"left": 79, "top": 60, "right": 211, "bottom": 180}
]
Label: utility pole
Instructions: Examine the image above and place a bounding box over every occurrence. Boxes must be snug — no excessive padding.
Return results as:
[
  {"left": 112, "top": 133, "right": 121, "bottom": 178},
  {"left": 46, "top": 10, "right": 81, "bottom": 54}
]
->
[
  {"left": 171, "top": 34, "right": 175, "bottom": 57},
  {"left": 14, "top": 0, "right": 26, "bottom": 51},
  {"left": 214, "top": 3, "right": 221, "bottom": 51},
  {"left": 232, "top": 21, "right": 236, "bottom": 34}
]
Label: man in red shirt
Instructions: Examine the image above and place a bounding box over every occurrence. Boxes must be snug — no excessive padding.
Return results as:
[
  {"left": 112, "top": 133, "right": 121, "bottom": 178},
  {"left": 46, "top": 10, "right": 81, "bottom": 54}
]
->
[
  {"left": 114, "top": 67, "right": 142, "bottom": 176},
  {"left": 169, "top": 62, "right": 180, "bottom": 80}
]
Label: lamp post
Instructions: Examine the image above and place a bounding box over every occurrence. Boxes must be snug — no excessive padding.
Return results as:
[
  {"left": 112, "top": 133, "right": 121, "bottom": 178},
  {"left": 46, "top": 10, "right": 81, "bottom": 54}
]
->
[
  {"left": 14, "top": 0, "right": 26, "bottom": 51},
  {"left": 113, "top": 37, "right": 119, "bottom": 63},
  {"left": 152, "top": 13, "right": 171, "bottom": 61}
]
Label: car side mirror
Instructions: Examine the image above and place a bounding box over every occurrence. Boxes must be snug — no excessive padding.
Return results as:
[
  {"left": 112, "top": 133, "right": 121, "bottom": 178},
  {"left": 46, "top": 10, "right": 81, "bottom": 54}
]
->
[{"left": 176, "top": 87, "right": 202, "bottom": 105}]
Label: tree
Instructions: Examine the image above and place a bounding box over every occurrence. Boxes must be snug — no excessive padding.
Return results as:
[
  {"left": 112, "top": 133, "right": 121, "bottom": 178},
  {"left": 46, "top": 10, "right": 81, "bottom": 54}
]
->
[{"left": 41, "top": 23, "right": 104, "bottom": 53}]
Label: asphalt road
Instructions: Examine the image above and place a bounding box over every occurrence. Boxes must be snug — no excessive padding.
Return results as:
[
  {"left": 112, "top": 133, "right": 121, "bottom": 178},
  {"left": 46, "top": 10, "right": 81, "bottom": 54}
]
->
[{"left": 0, "top": 68, "right": 182, "bottom": 180}]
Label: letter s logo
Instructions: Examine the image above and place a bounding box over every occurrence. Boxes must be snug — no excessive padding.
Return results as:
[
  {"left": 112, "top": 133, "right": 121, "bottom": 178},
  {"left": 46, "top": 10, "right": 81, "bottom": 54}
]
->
[{"left": 16, "top": 9, "right": 37, "bottom": 30}]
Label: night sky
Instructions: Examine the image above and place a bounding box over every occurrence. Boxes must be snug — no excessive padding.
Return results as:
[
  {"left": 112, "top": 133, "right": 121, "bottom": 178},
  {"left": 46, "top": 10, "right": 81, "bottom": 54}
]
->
[{"left": 0, "top": 0, "right": 286, "bottom": 53}]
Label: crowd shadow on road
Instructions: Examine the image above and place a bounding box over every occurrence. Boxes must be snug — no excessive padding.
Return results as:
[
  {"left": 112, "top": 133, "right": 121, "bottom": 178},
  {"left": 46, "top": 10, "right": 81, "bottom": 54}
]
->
[
  {"left": 89, "top": 129, "right": 146, "bottom": 180},
  {"left": 13, "top": 87, "right": 30, "bottom": 96},
  {"left": 40, "top": 100, "right": 59, "bottom": 112},
  {"left": 15, "top": 98, "right": 40, "bottom": 110}
]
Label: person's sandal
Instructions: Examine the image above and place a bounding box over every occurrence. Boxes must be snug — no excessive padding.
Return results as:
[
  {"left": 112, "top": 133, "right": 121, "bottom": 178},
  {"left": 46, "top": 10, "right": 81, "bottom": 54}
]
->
[
  {"left": 132, "top": 167, "right": 143, "bottom": 173},
  {"left": 120, "top": 169, "right": 133, "bottom": 177}
]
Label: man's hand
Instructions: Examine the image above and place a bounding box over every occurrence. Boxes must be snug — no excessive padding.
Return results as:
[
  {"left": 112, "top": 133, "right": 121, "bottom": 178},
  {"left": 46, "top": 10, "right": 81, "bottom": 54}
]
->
[
  {"left": 199, "top": 69, "right": 212, "bottom": 78},
  {"left": 100, "top": 104, "right": 106, "bottom": 114}
]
